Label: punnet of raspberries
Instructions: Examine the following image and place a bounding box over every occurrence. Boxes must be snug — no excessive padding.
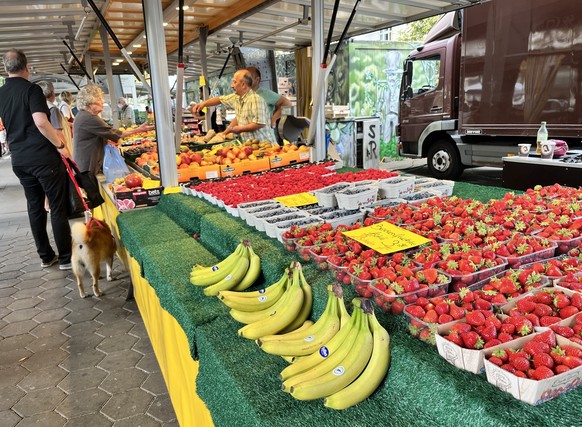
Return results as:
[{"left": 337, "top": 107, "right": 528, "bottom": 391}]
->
[{"left": 486, "top": 328, "right": 582, "bottom": 380}]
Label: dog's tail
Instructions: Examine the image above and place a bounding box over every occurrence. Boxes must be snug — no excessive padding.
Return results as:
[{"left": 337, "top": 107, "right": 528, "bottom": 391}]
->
[{"left": 71, "top": 221, "right": 89, "bottom": 245}]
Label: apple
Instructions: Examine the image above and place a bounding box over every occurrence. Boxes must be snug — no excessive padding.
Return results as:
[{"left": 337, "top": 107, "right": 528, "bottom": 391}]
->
[{"left": 124, "top": 173, "right": 143, "bottom": 189}]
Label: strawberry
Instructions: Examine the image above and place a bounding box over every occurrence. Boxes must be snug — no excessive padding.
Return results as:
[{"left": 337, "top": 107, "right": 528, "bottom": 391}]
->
[
  {"left": 535, "top": 292, "right": 554, "bottom": 305},
  {"left": 533, "top": 303, "right": 553, "bottom": 318},
  {"left": 514, "top": 318, "right": 533, "bottom": 336},
  {"left": 460, "top": 331, "right": 484, "bottom": 349},
  {"left": 488, "top": 356, "right": 504, "bottom": 366},
  {"left": 514, "top": 370, "right": 528, "bottom": 378},
  {"left": 480, "top": 325, "right": 498, "bottom": 342},
  {"left": 524, "top": 313, "right": 541, "bottom": 327},
  {"left": 550, "top": 325, "right": 575, "bottom": 338},
  {"left": 498, "top": 332, "right": 514, "bottom": 343},
  {"left": 533, "top": 330, "right": 557, "bottom": 347},
  {"left": 423, "top": 267, "right": 438, "bottom": 285},
  {"left": 484, "top": 338, "right": 502, "bottom": 348},
  {"left": 571, "top": 293, "right": 582, "bottom": 310},
  {"left": 562, "top": 356, "right": 582, "bottom": 369},
  {"left": 449, "top": 304, "right": 466, "bottom": 320},
  {"left": 500, "top": 364, "right": 516, "bottom": 374},
  {"left": 560, "top": 305, "right": 580, "bottom": 319},
  {"left": 554, "top": 293, "right": 571, "bottom": 309},
  {"left": 550, "top": 346, "right": 566, "bottom": 364},
  {"left": 465, "top": 310, "right": 486, "bottom": 327},
  {"left": 492, "top": 348, "right": 509, "bottom": 362},
  {"left": 563, "top": 346, "right": 582, "bottom": 358},
  {"left": 516, "top": 298, "right": 536, "bottom": 314},
  {"left": 555, "top": 365, "right": 571, "bottom": 374},
  {"left": 450, "top": 322, "right": 472, "bottom": 334},
  {"left": 523, "top": 341, "right": 550, "bottom": 356},
  {"left": 510, "top": 356, "right": 531, "bottom": 372},
  {"left": 438, "top": 313, "right": 454, "bottom": 324},
  {"left": 423, "top": 309, "right": 438, "bottom": 323},
  {"left": 445, "top": 333, "right": 463, "bottom": 346},
  {"left": 533, "top": 353, "right": 554, "bottom": 369},
  {"left": 531, "top": 366, "right": 555, "bottom": 380},
  {"left": 539, "top": 316, "right": 562, "bottom": 327}
]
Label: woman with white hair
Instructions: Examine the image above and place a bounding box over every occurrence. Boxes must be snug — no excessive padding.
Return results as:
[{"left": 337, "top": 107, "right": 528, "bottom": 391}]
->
[
  {"left": 73, "top": 85, "right": 151, "bottom": 177},
  {"left": 37, "top": 81, "right": 73, "bottom": 154}
]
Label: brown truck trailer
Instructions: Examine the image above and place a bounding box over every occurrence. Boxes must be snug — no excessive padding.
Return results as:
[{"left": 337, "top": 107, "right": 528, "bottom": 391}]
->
[{"left": 398, "top": 0, "right": 582, "bottom": 179}]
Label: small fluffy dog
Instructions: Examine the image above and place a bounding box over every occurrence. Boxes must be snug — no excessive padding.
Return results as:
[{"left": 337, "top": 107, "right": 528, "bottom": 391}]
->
[{"left": 71, "top": 219, "right": 116, "bottom": 298}]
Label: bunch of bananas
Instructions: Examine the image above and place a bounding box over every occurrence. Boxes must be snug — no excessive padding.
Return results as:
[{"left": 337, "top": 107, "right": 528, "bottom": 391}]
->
[
  {"left": 219, "top": 262, "right": 313, "bottom": 340},
  {"left": 279, "top": 298, "right": 391, "bottom": 410},
  {"left": 189, "top": 240, "right": 261, "bottom": 297}
]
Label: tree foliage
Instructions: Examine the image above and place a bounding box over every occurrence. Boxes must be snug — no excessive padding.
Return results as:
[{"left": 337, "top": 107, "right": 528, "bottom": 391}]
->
[{"left": 395, "top": 16, "right": 441, "bottom": 43}]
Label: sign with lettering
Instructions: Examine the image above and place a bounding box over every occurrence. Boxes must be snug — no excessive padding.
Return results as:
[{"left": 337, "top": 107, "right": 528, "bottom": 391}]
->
[
  {"left": 342, "top": 221, "right": 430, "bottom": 254},
  {"left": 274, "top": 192, "right": 318, "bottom": 207}
]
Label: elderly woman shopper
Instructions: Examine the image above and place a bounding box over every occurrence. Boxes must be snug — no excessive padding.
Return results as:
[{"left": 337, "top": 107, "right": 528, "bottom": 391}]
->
[
  {"left": 73, "top": 85, "right": 151, "bottom": 177},
  {"left": 38, "top": 81, "right": 72, "bottom": 154}
]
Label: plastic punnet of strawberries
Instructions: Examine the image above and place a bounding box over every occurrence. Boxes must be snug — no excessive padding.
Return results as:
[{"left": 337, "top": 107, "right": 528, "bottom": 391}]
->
[
  {"left": 549, "top": 313, "right": 582, "bottom": 346},
  {"left": 473, "top": 268, "right": 548, "bottom": 306},
  {"left": 485, "top": 329, "right": 582, "bottom": 380},
  {"left": 557, "top": 272, "right": 582, "bottom": 293},
  {"left": 370, "top": 267, "right": 449, "bottom": 315},
  {"left": 503, "top": 287, "right": 582, "bottom": 328}
]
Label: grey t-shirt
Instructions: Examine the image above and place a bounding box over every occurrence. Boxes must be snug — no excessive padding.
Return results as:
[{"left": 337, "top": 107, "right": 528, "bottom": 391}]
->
[{"left": 73, "top": 110, "right": 123, "bottom": 175}]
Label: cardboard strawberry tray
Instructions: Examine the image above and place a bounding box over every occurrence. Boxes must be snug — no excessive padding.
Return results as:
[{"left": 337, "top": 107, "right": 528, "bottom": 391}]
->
[{"left": 483, "top": 334, "right": 582, "bottom": 405}]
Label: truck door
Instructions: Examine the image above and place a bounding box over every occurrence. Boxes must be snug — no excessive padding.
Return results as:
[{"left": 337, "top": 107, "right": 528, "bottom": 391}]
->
[{"left": 400, "top": 51, "right": 446, "bottom": 148}]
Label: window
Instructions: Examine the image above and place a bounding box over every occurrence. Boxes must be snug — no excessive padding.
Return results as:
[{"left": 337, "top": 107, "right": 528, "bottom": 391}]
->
[{"left": 411, "top": 56, "right": 441, "bottom": 95}]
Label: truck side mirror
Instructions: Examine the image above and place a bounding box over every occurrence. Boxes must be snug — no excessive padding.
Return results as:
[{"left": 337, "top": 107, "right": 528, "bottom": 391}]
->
[
  {"left": 406, "top": 86, "right": 414, "bottom": 99},
  {"left": 405, "top": 60, "right": 413, "bottom": 86}
]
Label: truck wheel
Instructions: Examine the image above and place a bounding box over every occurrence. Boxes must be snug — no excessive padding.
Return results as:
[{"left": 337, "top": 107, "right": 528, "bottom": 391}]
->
[{"left": 427, "top": 140, "right": 462, "bottom": 180}]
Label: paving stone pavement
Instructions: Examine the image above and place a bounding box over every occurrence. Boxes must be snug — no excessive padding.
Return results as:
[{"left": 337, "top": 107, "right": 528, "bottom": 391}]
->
[{"left": 0, "top": 154, "right": 178, "bottom": 426}]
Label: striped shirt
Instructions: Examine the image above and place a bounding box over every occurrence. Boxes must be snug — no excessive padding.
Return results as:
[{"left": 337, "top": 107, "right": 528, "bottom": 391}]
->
[{"left": 220, "top": 89, "right": 276, "bottom": 143}]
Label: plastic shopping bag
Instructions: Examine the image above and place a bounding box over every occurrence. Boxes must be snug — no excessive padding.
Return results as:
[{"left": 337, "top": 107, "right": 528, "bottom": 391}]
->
[{"left": 103, "top": 144, "right": 130, "bottom": 183}]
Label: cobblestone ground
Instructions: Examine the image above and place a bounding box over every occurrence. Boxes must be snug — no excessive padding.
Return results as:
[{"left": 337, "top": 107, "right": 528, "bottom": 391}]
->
[{"left": 0, "top": 155, "right": 177, "bottom": 426}]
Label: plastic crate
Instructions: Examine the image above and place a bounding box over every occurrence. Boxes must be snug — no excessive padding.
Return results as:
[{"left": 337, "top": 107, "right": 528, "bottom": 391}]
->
[
  {"left": 371, "top": 279, "right": 450, "bottom": 314},
  {"left": 318, "top": 209, "right": 365, "bottom": 229},
  {"left": 335, "top": 186, "right": 378, "bottom": 210},
  {"left": 378, "top": 176, "right": 416, "bottom": 198},
  {"left": 313, "top": 182, "right": 353, "bottom": 208},
  {"left": 327, "top": 256, "right": 350, "bottom": 285},
  {"left": 253, "top": 207, "right": 297, "bottom": 232},
  {"left": 275, "top": 217, "right": 322, "bottom": 243},
  {"left": 496, "top": 244, "right": 558, "bottom": 269},
  {"left": 238, "top": 200, "right": 279, "bottom": 220},
  {"left": 415, "top": 179, "right": 455, "bottom": 197},
  {"left": 436, "top": 259, "right": 508, "bottom": 293},
  {"left": 401, "top": 190, "right": 442, "bottom": 205},
  {"left": 264, "top": 212, "right": 309, "bottom": 238},
  {"left": 244, "top": 204, "right": 286, "bottom": 228}
]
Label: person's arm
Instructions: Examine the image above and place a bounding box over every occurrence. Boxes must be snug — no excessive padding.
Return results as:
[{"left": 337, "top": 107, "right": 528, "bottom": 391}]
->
[
  {"left": 232, "top": 121, "right": 265, "bottom": 134},
  {"left": 119, "top": 123, "right": 154, "bottom": 140},
  {"left": 32, "top": 111, "right": 70, "bottom": 158},
  {"left": 190, "top": 96, "right": 222, "bottom": 114},
  {"left": 271, "top": 95, "right": 292, "bottom": 127}
]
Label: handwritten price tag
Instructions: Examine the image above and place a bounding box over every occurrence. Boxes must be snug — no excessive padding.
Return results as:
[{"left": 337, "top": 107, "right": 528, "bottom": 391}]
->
[
  {"left": 342, "top": 221, "right": 431, "bottom": 254},
  {"left": 274, "top": 192, "right": 318, "bottom": 207}
]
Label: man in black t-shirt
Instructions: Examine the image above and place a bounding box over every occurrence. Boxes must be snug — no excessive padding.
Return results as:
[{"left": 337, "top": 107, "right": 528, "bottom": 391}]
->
[{"left": 0, "top": 49, "right": 73, "bottom": 270}]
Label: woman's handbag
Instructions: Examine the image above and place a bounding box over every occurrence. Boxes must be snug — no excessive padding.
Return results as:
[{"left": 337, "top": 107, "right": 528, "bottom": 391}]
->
[{"left": 64, "top": 157, "right": 105, "bottom": 218}]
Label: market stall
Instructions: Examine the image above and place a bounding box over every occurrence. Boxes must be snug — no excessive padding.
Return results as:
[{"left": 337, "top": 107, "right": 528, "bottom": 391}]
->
[{"left": 104, "top": 164, "right": 582, "bottom": 427}]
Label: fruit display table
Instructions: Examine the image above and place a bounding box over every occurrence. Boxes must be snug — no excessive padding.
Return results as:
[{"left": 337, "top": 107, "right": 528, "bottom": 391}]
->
[
  {"left": 111, "top": 180, "right": 581, "bottom": 427},
  {"left": 503, "top": 151, "right": 582, "bottom": 190}
]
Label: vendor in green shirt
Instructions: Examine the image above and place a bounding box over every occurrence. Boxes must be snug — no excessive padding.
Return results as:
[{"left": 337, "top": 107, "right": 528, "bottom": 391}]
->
[{"left": 247, "top": 66, "right": 292, "bottom": 129}]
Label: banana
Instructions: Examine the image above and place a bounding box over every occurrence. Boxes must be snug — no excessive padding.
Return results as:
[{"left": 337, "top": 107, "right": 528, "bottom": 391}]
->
[
  {"left": 238, "top": 269, "right": 304, "bottom": 340},
  {"left": 324, "top": 310, "right": 391, "bottom": 410},
  {"left": 280, "top": 299, "right": 358, "bottom": 382},
  {"left": 257, "top": 286, "right": 341, "bottom": 357},
  {"left": 337, "top": 291, "right": 351, "bottom": 328},
  {"left": 289, "top": 300, "right": 375, "bottom": 401},
  {"left": 281, "top": 355, "right": 295, "bottom": 364},
  {"left": 219, "top": 268, "right": 288, "bottom": 300},
  {"left": 276, "top": 264, "right": 312, "bottom": 335},
  {"left": 230, "top": 244, "right": 261, "bottom": 291},
  {"left": 229, "top": 272, "right": 294, "bottom": 324},
  {"left": 218, "top": 275, "right": 287, "bottom": 312},
  {"left": 203, "top": 255, "right": 250, "bottom": 296},
  {"left": 190, "top": 242, "right": 245, "bottom": 287}
]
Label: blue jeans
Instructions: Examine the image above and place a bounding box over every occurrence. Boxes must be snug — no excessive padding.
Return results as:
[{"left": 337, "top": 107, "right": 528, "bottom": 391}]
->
[{"left": 12, "top": 161, "right": 72, "bottom": 265}]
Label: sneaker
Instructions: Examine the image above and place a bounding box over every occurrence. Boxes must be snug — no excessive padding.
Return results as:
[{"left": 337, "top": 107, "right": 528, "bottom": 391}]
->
[
  {"left": 59, "top": 263, "right": 72, "bottom": 271},
  {"left": 41, "top": 256, "right": 58, "bottom": 268}
]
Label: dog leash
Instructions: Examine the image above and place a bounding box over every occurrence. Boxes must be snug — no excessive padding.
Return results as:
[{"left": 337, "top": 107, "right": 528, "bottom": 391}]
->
[{"left": 62, "top": 156, "right": 92, "bottom": 222}]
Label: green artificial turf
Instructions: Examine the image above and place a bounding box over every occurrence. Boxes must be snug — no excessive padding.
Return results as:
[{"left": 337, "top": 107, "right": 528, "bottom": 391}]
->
[{"left": 118, "top": 177, "right": 582, "bottom": 426}]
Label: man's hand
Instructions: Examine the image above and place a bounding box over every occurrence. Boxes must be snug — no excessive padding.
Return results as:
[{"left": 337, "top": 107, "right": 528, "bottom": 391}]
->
[
  {"left": 58, "top": 146, "right": 71, "bottom": 159},
  {"left": 191, "top": 103, "right": 204, "bottom": 114}
]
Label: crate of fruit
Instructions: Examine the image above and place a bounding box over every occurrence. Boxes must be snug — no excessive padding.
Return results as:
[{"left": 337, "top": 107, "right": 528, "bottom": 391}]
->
[
  {"left": 378, "top": 176, "right": 416, "bottom": 198},
  {"left": 435, "top": 254, "right": 507, "bottom": 293},
  {"left": 483, "top": 331, "right": 582, "bottom": 405},
  {"left": 400, "top": 189, "right": 442, "bottom": 205},
  {"left": 522, "top": 255, "right": 582, "bottom": 285},
  {"left": 264, "top": 212, "right": 309, "bottom": 238},
  {"left": 335, "top": 186, "right": 378, "bottom": 210},
  {"left": 318, "top": 209, "right": 365, "bottom": 229},
  {"left": 369, "top": 267, "right": 450, "bottom": 314},
  {"left": 252, "top": 207, "right": 297, "bottom": 231},
  {"left": 415, "top": 179, "right": 455, "bottom": 197},
  {"left": 313, "top": 182, "right": 353, "bottom": 208},
  {"left": 238, "top": 200, "right": 279, "bottom": 221},
  {"left": 484, "top": 235, "right": 558, "bottom": 268},
  {"left": 276, "top": 217, "right": 322, "bottom": 244}
]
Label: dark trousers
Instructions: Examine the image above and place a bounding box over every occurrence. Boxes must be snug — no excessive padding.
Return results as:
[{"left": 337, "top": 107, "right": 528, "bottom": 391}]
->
[{"left": 12, "top": 161, "right": 72, "bottom": 265}]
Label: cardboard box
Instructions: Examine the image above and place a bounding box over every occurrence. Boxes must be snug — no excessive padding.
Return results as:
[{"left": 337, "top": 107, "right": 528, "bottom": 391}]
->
[
  {"left": 115, "top": 186, "right": 163, "bottom": 211},
  {"left": 219, "top": 158, "right": 270, "bottom": 178},
  {"left": 483, "top": 334, "right": 582, "bottom": 405},
  {"left": 269, "top": 150, "right": 310, "bottom": 169},
  {"left": 189, "top": 164, "right": 220, "bottom": 180}
]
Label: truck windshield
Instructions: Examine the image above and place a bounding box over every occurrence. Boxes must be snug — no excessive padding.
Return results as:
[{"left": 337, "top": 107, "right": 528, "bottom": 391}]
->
[{"left": 410, "top": 55, "right": 441, "bottom": 96}]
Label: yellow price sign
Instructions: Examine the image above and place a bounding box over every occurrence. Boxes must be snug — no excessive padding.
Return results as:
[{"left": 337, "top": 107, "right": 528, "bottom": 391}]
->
[
  {"left": 342, "top": 221, "right": 431, "bottom": 255},
  {"left": 199, "top": 76, "right": 206, "bottom": 86},
  {"left": 274, "top": 192, "right": 318, "bottom": 207}
]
